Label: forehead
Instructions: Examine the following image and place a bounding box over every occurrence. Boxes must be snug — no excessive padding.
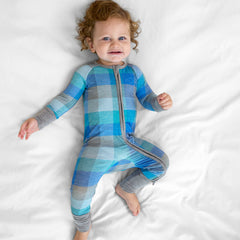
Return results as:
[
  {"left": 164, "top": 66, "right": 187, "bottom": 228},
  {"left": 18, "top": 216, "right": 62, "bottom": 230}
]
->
[{"left": 93, "top": 17, "right": 130, "bottom": 35}]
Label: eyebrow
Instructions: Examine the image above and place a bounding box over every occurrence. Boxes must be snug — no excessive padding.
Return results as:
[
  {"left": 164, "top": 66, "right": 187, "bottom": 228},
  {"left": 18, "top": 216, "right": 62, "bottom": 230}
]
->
[{"left": 99, "top": 32, "right": 130, "bottom": 37}]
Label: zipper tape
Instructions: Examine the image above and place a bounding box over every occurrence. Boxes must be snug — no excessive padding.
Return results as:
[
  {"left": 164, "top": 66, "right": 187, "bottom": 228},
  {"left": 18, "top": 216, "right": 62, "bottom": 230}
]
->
[{"left": 113, "top": 66, "right": 167, "bottom": 172}]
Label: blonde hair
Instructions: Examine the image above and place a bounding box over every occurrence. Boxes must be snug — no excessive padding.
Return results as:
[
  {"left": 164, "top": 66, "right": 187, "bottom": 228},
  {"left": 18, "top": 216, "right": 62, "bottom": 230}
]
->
[{"left": 76, "top": 0, "right": 140, "bottom": 51}]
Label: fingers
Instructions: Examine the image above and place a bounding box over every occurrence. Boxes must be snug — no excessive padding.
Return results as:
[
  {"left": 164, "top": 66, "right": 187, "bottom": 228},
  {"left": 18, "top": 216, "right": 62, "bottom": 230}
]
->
[
  {"left": 18, "top": 122, "right": 31, "bottom": 140},
  {"left": 18, "top": 118, "right": 39, "bottom": 140},
  {"left": 25, "top": 131, "right": 32, "bottom": 140},
  {"left": 158, "top": 92, "right": 168, "bottom": 100},
  {"left": 157, "top": 92, "right": 173, "bottom": 110},
  {"left": 18, "top": 121, "right": 28, "bottom": 140}
]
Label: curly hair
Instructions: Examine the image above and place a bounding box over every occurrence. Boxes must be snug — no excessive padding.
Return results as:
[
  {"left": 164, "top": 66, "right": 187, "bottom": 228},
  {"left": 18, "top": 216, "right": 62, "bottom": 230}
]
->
[{"left": 76, "top": 0, "right": 140, "bottom": 51}]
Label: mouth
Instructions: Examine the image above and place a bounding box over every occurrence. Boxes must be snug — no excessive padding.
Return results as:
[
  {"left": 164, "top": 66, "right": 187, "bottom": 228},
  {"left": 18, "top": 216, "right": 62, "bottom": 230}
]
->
[{"left": 108, "top": 51, "right": 123, "bottom": 55}]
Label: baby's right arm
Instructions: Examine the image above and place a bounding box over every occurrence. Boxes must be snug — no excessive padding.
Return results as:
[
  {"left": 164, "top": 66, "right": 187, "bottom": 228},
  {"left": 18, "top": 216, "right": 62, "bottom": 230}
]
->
[
  {"left": 18, "top": 64, "right": 90, "bottom": 140},
  {"left": 18, "top": 118, "right": 39, "bottom": 140}
]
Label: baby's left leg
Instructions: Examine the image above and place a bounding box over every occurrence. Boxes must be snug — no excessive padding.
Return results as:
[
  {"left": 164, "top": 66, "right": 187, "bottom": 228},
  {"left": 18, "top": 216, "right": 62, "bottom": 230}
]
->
[
  {"left": 116, "top": 150, "right": 169, "bottom": 214},
  {"left": 115, "top": 183, "right": 141, "bottom": 216},
  {"left": 115, "top": 168, "right": 151, "bottom": 216}
]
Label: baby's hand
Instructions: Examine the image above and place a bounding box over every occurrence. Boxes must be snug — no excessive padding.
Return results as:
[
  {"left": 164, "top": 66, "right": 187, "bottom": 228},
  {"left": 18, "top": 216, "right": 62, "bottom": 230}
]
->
[
  {"left": 157, "top": 92, "right": 173, "bottom": 110},
  {"left": 18, "top": 118, "right": 39, "bottom": 140}
]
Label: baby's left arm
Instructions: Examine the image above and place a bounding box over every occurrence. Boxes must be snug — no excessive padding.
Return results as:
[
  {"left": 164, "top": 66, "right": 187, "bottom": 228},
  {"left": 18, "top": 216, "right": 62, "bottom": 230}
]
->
[
  {"left": 157, "top": 93, "right": 173, "bottom": 110},
  {"left": 133, "top": 64, "right": 173, "bottom": 112}
]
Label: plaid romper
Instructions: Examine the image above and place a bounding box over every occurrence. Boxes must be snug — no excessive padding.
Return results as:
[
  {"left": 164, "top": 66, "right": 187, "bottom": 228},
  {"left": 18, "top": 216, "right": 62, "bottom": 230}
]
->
[{"left": 35, "top": 61, "right": 169, "bottom": 232}]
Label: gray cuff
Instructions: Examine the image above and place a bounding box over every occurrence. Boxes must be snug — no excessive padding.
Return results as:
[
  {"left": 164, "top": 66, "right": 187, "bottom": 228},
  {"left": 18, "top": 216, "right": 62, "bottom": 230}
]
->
[
  {"left": 73, "top": 213, "right": 91, "bottom": 232},
  {"left": 143, "top": 93, "right": 163, "bottom": 112},
  {"left": 151, "top": 95, "right": 163, "bottom": 112},
  {"left": 34, "top": 107, "right": 56, "bottom": 130},
  {"left": 119, "top": 169, "right": 151, "bottom": 193}
]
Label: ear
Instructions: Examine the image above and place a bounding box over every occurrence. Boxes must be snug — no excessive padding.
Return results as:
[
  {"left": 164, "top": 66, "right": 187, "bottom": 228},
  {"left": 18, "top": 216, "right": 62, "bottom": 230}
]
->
[{"left": 86, "top": 37, "right": 95, "bottom": 53}]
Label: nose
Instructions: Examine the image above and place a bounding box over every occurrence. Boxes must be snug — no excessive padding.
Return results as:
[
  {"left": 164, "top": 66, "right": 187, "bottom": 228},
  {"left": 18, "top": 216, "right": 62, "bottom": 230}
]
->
[{"left": 110, "top": 39, "right": 120, "bottom": 48}]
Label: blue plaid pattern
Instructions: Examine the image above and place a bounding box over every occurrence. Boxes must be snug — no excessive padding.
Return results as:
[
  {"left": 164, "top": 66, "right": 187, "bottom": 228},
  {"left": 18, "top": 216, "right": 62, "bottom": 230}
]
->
[{"left": 46, "top": 63, "right": 168, "bottom": 216}]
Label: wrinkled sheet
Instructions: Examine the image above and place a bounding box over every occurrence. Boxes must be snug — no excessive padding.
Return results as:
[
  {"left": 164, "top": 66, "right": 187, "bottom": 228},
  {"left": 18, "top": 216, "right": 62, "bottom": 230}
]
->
[{"left": 1, "top": 0, "right": 240, "bottom": 239}]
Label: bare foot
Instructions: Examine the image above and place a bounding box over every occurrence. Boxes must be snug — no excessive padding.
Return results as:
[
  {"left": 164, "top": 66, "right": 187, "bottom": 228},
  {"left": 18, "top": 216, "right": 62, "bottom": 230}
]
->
[
  {"left": 115, "top": 184, "right": 140, "bottom": 216},
  {"left": 73, "top": 229, "right": 90, "bottom": 240}
]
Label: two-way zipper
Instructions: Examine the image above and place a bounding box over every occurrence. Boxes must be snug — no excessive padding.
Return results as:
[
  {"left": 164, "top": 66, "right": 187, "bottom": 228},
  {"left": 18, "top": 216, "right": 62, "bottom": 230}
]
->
[{"left": 113, "top": 66, "right": 167, "bottom": 175}]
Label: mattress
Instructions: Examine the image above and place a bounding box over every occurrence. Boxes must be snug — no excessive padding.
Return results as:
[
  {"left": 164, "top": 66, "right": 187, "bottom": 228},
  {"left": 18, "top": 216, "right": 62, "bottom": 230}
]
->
[{"left": 1, "top": 0, "right": 240, "bottom": 239}]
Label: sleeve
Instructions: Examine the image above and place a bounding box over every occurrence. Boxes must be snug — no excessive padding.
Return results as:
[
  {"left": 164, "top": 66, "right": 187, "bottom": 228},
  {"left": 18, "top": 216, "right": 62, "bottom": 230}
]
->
[
  {"left": 35, "top": 65, "right": 91, "bottom": 129},
  {"left": 132, "top": 65, "right": 163, "bottom": 112}
]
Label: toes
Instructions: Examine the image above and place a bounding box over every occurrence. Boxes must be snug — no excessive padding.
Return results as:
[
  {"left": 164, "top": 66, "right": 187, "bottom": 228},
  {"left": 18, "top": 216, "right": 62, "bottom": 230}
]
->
[
  {"left": 132, "top": 204, "right": 140, "bottom": 216},
  {"left": 133, "top": 211, "right": 138, "bottom": 216},
  {"left": 116, "top": 184, "right": 141, "bottom": 216}
]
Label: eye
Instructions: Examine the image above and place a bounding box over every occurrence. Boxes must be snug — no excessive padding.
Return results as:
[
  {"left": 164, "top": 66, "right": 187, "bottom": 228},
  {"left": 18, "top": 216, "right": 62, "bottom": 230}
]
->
[
  {"left": 102, "top": 37, "right": 111, "bottom": 41},
  {"left": 119, "top": 36, "right": 126, "bottom": 41}
]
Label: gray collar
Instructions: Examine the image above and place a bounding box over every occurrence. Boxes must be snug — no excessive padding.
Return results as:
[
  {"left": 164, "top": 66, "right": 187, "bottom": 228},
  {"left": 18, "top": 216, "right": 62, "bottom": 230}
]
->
[{"left": 94, "top": 60, "right": 127, "bottom": 69}]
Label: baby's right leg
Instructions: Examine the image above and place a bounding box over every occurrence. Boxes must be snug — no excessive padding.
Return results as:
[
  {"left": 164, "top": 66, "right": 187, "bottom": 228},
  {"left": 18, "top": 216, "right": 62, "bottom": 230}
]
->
[
  {"left": 71, "top": 180, "right": 102, "bottom": 238},
  {"left": 73, "top": 229, "right": 90, "bottom": 240},
  {"left": 71, "top": 182, "right": 99, "bottom": 239},
  {"left": 71, "top": 150, "right": 112, "bottom": 238}
]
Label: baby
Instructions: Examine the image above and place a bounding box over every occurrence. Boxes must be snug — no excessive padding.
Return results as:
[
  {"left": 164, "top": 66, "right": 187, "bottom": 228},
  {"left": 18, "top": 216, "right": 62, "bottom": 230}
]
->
[{"left": 18, "top": 1, "right": 173, "bottom": 240}]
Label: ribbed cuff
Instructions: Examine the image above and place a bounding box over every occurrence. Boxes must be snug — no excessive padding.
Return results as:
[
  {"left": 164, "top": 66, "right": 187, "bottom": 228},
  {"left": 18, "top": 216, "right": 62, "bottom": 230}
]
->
[
  {"left": 151, "top": 95, "right": 164, "bottom": 112},
  {"left": 73, "top": 213, "right": 91, "bottom": 232},
  {"left": 34, "top": 107, "right": 56, "bottom": 130},
  {"left": 119, "top": 169, "right": 151, "bottom": 193}
]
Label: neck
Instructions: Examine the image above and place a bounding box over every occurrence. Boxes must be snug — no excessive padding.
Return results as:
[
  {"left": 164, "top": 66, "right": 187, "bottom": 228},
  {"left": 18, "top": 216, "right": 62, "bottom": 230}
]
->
[{"left": 97, "top": 59, "right": 125, "bottom": 66}]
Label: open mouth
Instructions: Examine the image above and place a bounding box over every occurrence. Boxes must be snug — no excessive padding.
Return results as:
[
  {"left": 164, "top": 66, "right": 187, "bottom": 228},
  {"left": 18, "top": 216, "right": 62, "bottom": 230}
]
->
[{"left": 108, "top": 51, "right": 123, "bottom": 54}]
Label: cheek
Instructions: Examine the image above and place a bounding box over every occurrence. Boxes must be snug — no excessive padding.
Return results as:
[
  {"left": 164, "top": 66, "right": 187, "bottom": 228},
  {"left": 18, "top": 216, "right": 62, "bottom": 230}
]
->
[
  {"left": 125, "top": 43, "right": 131, "bottom": 55},
  {"left": 94, "top": 45, "right": 108, "bottom": 58},
  {"left": 95, "top": 43, "right": 107, "bottom": 52}
]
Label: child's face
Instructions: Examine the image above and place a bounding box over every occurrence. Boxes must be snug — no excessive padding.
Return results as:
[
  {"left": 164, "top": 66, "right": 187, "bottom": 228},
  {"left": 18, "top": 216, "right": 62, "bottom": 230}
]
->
[{"left": 87, "top": 17, "right": 131, "bottom": 66}]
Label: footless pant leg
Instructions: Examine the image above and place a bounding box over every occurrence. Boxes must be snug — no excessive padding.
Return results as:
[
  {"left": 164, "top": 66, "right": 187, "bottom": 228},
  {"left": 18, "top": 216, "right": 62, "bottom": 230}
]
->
[
  {"left": 73, "top": 213, "right": 91, "bottom": 232},
  {"left": 71, "top": 184, "right": 99, "bottom": 232},
  {"left": 120, "top": 151, "right": 168, "bottom": 193},
  {"left": 119, "top": 168, "right": 151, "bottom": 193},
  {"left": 71, "top": 156, "right": 111, "bottom": 232}
]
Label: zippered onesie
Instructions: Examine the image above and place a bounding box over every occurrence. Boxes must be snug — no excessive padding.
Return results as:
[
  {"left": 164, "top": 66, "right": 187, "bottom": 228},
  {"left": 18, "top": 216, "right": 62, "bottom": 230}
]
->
[{"left": 35, "top": 61, "right": 169, "bottom": 232}]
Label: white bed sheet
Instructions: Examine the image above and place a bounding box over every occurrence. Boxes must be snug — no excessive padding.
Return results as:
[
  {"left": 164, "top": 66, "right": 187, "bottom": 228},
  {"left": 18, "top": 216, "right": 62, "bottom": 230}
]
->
[{"left": 1, "top": 0, "right": 240, "bottom": 239}]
